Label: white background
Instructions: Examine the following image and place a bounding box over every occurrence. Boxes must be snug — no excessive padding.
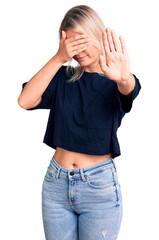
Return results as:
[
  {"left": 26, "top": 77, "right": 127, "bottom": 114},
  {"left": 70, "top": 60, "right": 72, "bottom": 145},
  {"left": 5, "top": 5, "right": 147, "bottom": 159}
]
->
[{"left": 0, "top": 0, "right": 158, "bottom": 239}]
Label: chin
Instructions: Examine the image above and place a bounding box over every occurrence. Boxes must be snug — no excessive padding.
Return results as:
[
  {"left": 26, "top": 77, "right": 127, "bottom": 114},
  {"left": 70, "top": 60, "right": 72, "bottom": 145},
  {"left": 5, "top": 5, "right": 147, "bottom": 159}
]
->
[{"left": 78, "top": 61, "right": 89, "bottom": 67}]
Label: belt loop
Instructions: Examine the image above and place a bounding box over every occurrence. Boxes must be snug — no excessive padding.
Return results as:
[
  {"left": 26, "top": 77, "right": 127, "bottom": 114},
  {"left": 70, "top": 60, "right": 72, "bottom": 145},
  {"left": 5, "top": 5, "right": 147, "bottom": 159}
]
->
[
  {"left": 80, "top": 168, "right": 87, "bottom": 182},
  {"left": 68, "top": 169, "right": 71, "bottom": 179},
  {"left": 56, "top": 166, "right": 61, "bottom": 179},
  {"left": 112, "top": 158, "right": 117, "bottom": 171}
]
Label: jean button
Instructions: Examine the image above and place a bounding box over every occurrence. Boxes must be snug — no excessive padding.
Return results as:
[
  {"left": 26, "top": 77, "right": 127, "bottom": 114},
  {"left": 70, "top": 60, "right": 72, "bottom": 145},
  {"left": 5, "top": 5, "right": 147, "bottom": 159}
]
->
[{"left": 70, "top": 172, "right": 74, "bottom": 176}]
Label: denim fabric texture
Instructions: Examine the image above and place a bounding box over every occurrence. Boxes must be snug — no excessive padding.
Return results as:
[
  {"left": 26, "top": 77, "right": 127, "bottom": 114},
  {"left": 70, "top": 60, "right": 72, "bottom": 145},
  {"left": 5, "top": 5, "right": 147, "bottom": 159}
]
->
[{"left": 42, "top": 156, "right": 123, "bottom": 240}]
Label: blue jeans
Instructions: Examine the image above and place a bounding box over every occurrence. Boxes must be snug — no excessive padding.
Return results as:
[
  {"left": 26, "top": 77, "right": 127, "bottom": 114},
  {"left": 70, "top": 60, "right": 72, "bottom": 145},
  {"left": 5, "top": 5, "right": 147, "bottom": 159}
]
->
[{"left": 41, "top": 156, "right": 123, "bottom": 240}]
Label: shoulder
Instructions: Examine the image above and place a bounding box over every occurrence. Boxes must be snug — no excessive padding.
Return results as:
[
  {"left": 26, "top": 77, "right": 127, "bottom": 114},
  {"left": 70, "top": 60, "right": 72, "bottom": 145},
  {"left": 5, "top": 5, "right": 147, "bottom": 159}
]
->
[
  {"left": 55, "top": 65, "right": 75, "bottom": 78},
  {"left": 55, "top": 65, "right": 67, "bottom": 77}
]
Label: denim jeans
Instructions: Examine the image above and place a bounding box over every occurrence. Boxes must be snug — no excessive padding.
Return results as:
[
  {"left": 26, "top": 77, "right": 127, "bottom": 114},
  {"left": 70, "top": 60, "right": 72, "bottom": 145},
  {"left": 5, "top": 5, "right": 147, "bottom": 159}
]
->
[{"left": 41, "top": 156, "right": 123, "bottom": 240}]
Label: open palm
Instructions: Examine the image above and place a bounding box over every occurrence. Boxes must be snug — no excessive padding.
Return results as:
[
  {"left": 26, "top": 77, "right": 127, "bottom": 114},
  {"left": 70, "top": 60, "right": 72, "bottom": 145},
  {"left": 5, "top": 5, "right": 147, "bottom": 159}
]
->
[{"left": 99, "top": 28, "right": 130, "bottom": 84}]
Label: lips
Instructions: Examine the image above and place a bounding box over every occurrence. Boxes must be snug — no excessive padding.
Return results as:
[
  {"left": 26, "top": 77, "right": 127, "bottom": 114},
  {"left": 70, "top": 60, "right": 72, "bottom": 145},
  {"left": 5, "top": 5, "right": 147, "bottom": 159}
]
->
[{"left": 77, "top": 56, "right": 87, "bottom": 61}]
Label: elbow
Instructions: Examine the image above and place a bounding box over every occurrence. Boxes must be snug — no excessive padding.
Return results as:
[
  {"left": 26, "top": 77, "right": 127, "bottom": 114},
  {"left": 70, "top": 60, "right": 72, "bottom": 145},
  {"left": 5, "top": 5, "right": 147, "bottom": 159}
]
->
[
  {"left": 17, "top": 95, "right": 27, "bottom": 109},
  {"left": 18, "top": 95, "right": 42, "bottom": 109}
]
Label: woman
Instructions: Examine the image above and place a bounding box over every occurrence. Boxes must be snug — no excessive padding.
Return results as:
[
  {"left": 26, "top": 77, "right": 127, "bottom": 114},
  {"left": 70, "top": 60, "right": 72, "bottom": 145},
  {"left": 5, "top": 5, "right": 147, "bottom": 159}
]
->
[{"left": 18, "top": 4, "right": 141, "bottom": 240}]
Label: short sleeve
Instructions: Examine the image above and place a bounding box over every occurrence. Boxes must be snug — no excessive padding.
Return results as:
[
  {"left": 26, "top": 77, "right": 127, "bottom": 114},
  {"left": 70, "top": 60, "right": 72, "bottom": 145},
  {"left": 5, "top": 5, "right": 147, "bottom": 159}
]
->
[
  {"left": 21, "top": 65, "right": 65, "bottom": 110},
  {"left": 115, "top": 73, "right": 142, "bottom": 113}
]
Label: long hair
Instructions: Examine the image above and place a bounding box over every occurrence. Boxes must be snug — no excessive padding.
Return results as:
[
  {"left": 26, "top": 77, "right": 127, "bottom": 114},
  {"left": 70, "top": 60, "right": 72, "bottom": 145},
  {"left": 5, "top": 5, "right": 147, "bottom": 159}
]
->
[{"left": 58, "top": 5, "right": 106, "bottom": 83}]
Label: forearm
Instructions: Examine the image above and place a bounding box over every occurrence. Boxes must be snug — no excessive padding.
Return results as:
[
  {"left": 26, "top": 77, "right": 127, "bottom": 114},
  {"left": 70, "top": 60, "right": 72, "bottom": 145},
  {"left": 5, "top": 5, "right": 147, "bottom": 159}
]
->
[
  {"left": 117, "top": 73, "right": 136, "bottom": 96},
  {"left": 18, "top": 54, "right": 63, "bottom": 109}
]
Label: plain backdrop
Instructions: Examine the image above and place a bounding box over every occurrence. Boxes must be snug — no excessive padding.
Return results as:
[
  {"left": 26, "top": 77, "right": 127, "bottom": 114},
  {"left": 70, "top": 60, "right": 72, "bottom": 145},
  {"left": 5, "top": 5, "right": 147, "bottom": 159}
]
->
[{"left": 0, "top": 0, "right": 158, "bottom": 239}]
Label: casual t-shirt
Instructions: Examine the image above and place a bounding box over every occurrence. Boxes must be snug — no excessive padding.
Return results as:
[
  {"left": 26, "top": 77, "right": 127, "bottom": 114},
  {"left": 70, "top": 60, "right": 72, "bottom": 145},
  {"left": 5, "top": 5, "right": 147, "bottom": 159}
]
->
[{"left": 21, "top": 65, "right": 141, "bottom": 159}]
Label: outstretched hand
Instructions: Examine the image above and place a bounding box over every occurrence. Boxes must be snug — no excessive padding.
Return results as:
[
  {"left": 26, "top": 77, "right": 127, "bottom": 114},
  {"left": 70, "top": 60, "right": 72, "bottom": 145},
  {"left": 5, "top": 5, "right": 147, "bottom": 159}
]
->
[{"left": 99, "top": 28, "right": 131, "bottom": 85}]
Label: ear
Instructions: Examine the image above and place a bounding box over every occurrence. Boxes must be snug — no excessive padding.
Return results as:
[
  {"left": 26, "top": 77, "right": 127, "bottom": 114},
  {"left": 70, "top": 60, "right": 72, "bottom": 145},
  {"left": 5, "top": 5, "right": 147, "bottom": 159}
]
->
[{"left": 61, "top": 30, "right": 67, "bottom": 41}]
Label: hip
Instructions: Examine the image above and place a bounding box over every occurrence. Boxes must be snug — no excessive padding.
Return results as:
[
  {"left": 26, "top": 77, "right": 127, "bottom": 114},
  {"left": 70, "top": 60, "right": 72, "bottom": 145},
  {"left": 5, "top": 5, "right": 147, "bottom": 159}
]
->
[{"left": 42, "top": 156, "right": 123, "bottom": 239}]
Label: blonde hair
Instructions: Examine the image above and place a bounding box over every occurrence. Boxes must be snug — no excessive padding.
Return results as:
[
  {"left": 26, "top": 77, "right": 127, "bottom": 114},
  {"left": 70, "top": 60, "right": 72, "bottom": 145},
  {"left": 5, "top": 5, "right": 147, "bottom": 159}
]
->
[{"left": 58, "top": 5, "right": 106, "bottom": 83}]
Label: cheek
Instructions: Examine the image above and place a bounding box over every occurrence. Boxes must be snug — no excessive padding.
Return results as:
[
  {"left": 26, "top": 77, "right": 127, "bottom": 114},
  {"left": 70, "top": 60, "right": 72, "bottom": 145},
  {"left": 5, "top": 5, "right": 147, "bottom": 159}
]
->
[
  {"left": 87, "top": 45, "right": 99, "bottom": 56},
  {"left": 85, "top": 46, "right": 95, "bottom": 57}
]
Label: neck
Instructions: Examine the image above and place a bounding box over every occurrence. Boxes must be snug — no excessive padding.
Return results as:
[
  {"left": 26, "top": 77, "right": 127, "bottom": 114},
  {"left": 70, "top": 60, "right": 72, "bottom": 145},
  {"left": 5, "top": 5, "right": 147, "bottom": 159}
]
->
[{"left": 83, "top": 65, "right": 104, "bottom": 74}]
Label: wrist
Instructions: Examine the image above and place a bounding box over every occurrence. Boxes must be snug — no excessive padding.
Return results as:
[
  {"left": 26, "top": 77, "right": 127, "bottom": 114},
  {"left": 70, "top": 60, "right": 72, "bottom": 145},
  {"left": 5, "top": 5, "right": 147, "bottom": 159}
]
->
[
  {"left": 117, "top": 73, "right": 131, "bottom": 86},
  {"left": 117, "top": 73, "right": 135, "bottom": 96},
  {"left": 54, "top": 53, "right": 65, "bottom": 65}
]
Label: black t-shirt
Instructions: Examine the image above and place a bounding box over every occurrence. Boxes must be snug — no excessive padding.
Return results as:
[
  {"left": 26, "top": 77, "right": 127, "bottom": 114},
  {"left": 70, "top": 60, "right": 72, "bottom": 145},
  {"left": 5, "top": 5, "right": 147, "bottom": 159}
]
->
[{"left": 22, "top": 65, "right": 141, "bottom": 159}]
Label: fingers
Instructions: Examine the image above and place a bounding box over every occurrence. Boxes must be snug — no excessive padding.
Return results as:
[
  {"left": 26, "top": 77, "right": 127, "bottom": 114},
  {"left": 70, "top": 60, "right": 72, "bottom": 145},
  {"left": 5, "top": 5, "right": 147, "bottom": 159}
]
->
[
  {"left": 67, "top": 33, "right": 88, "bottom": 43},
  {"left": 67, "top": 34, "right": 91, "bottom": 56},
  {"left": 59, "top": 31, "right": 91, "bottom": 61},
  {"left": 72, "top": 39, "right": 91, "bottom": 53},
  {"left": 99, "top": 55, "right": 107, "bottom": 73},
  {"left": 102, "top": 31, "right": 110, "bottom": 53},
  {"left": 103, "top": 28, "right": 127, "bottom": 54},
  {"left": 72, "top": 37, "right": 91, "bottom": 47},
  {"left": 72, "top": 41, "right": 91, "bottom": 55},
  {"left": 119, "top": 35, "right": 127, "bottom": 54},
  {"left": 111, "top": 30, "right": 121, "bottom": 52},
  {"left": 105, "top": 28, "right": 115, "bottom": 52}
]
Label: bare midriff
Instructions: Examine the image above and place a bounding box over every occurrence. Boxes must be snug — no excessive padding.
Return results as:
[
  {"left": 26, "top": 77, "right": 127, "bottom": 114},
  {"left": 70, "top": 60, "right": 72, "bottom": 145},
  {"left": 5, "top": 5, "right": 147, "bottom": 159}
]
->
[{"left": 53, "top": 147, "right": 112, "bottom": 169}]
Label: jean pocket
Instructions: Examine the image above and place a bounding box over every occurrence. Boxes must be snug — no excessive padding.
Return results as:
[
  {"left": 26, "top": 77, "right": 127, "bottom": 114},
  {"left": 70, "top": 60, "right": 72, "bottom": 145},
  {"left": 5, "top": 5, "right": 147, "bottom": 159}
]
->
[
  {"left": 44, "top": 164, "right": 55, "bottom": 182},
  {"left": 86, "top": 167, "right": 115, "bottom": 189}
]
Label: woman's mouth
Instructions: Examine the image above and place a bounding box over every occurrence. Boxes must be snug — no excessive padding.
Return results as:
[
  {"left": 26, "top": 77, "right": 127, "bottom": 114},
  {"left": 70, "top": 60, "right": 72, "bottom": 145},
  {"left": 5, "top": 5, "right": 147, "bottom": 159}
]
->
[{"left": 77, "top": 56, "right": 87, "bottom": 61}]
